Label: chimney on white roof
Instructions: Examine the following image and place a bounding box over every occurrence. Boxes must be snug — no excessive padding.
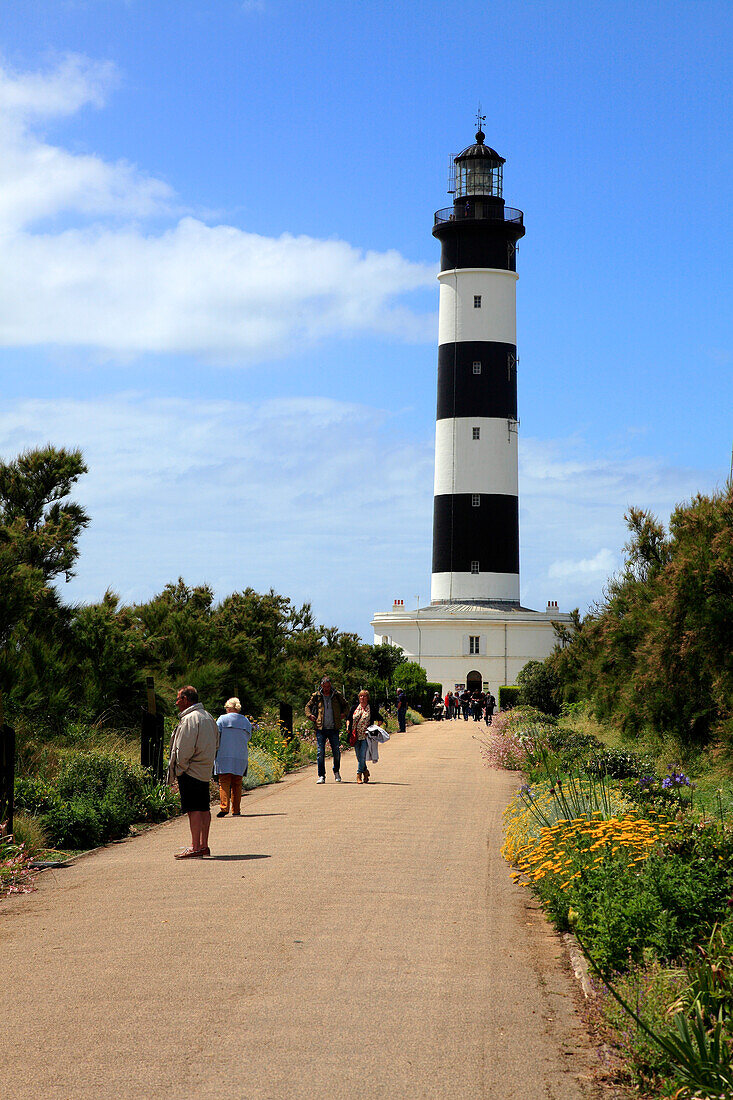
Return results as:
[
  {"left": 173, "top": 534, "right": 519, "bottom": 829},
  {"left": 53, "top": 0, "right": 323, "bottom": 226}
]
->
[{"left": 546, "top": 600, "right": 559, "bottom": 611}]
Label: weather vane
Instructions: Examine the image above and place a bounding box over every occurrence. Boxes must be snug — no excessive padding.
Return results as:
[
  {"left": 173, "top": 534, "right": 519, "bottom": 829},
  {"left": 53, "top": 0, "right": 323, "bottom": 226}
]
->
[{"left": 475, "top": 103, "right": 486, "bottom": 133}]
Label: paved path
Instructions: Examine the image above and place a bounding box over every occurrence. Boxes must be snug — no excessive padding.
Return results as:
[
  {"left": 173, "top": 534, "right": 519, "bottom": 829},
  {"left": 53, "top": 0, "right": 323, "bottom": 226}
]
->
[{"left": 2, "top": 720, "right": 603, "bottom": 1099}]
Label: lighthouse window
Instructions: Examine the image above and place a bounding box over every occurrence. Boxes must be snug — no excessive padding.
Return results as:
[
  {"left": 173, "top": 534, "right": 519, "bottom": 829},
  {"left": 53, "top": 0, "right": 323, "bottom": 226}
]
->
[
  {"left": 472, "top": 361, "right": 482, "bottom": 374},
  {"left": 469, "top": 635, "right": 480, "bottom": 655},
  {"left": 472, "top": 494, "right": 481, "bottom": 507},
  {"left": 473, "top": 295, "right": 482, "bottom": 309},
  {"left": 472, "top": 427, "right": 480, "bottom": 440},
  {"left": 470, "top": 560, "right": 480, "bottom": 574}
]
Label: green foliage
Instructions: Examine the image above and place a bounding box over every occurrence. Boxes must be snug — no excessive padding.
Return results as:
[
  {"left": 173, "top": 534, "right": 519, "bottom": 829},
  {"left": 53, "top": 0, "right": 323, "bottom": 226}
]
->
[
  {"left": 498, "top": 685, "right": 521, "bottom": 709},
  {"left": 599, "top": 958, "right": 687, "bottom": 1093},
  {"left": 10, "top": 813, "right": 48, "bottom": 857},
  {"left": 549, "top": 487, "right": 733, "bottom": 751},
  {"left": 244, "top": 746, "right": 286, "bottom": 789},
  {"left": 42, "top": 796, "right": 103, "bottom": 850},
  {"left": 393, "top": 661, "right": 427, "bottom": 693},
  {"left": 15, "top": 750, "right": 180, "bottom": 850},
  {"left": 517, "top": 660, "right": 561, "bottom": 716},
  {"left": 0, "top": 445, "right": 89, "bottom": 650},
  {"left": 542, "top": 822, "right": 733, "bottom": 973},
  {"left": 584, "top": 747, "right": 657, "bottom": 780}
]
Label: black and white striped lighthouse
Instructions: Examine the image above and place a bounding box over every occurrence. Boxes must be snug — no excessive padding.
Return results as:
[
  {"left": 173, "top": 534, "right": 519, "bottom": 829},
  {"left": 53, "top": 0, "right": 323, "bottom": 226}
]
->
[{"left": 430, "top": 125, "right": 525, "bottom": 605}]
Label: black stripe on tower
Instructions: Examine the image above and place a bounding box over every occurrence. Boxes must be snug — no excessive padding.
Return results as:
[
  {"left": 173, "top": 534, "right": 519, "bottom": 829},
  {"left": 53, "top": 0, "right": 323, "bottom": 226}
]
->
[
  {"left": 432, "top": 494, "right": 519, "bottom": 575},
  {"left": 436, "top": 342, "right": 517, "bottom": 421},
  {"left": 438, "top": 226, "right": 517, "bottom": 272}
]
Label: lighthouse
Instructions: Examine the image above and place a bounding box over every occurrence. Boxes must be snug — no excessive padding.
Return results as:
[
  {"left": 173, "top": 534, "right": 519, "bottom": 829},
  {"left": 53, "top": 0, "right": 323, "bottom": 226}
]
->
[
  {"left": 431, "top": 125, "right": 525, "bottom": 605},
  {"left": 371, "top": 124, "right": 571, "bottom": 698}
]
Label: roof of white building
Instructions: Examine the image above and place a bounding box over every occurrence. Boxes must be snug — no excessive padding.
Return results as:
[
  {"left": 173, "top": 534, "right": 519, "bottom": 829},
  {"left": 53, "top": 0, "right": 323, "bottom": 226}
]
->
[{"left": 372, "top": 600, "right": 571, "bottom": 624}]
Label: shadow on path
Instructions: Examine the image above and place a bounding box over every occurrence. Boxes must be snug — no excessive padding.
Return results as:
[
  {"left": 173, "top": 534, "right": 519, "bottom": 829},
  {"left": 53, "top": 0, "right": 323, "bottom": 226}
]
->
[
  {"left": 207, "top": 854, "right": 271, "bottom": 862},
  {"left": 237, "top": 813, "right": 287, "bottom": 818}
]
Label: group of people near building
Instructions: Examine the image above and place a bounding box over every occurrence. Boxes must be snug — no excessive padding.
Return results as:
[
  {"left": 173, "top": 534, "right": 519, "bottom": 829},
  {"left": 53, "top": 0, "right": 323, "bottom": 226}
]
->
[
  {"left": 433, "top": 688, "right": 496, "bottom": 724},
  {"left": 166, "top": 675, "right": 393, "bottom": 860}
]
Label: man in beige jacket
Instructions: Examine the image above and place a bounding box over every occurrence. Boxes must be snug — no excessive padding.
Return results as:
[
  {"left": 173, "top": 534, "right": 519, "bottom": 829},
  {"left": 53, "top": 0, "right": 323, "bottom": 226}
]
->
[{"left": 168, "top": 685, "right": 219, "bottom": 859}]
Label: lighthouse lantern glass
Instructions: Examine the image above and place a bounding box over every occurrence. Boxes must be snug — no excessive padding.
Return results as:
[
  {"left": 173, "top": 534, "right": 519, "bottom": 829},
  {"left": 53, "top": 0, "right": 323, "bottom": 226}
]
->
[{"left": 456, "top": 158, "right": 503, "bottom": 198}]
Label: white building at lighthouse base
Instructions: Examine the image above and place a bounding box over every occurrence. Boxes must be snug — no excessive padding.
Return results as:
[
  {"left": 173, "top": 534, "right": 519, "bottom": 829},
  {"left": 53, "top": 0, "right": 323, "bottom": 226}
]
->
[{"left": 371, "top": 600, "right": 571, "bottom": 697}]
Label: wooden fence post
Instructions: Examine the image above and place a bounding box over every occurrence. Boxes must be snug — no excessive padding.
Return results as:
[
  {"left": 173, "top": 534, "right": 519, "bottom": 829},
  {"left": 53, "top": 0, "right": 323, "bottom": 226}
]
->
[
  {"left": 0, "top": 692, "right": 16, "bottom": 837},
  {"left": 279, "top": 702, "right": 293, "bottom": 740},
  {"left": 141, "top": 676, "right": 165, "bottom": 782}
]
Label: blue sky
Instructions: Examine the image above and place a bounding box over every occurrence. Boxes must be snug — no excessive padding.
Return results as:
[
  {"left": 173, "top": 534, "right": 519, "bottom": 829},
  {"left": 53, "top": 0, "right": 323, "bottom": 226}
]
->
[{"left": 0, "top": 0, "right": 730, "bottom": 634}]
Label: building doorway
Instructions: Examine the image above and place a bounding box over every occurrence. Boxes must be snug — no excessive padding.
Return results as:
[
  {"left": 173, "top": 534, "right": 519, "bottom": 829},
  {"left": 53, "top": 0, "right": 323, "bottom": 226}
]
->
[{"left": 466, "top": 670, "right": 482, "bottom": 692}]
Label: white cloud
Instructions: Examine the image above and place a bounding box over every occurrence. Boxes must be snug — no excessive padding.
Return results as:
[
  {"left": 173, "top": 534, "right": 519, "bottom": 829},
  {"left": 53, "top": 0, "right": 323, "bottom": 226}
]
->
[
  {"left": 0, "top": 54, "right": 113, "bottom": 120},
  {"left": 0, "top": 55, "right": 435, "bottom": 360},
  {"left": 548, "top": 548, "right": 618, "bottom": 579},
  {"left": 0, "top": 394, "right": 434, "bottom": 632},
  {"left": 0, "top": 397, "right": 722, "bottom": 633}
]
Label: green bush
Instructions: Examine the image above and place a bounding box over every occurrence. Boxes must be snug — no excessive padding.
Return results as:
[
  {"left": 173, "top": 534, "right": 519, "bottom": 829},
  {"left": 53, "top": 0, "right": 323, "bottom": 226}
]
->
[
  {"left": 585, "top": 747, "right": 657, "bottom": 780},
  {"left": 41, "top": 797, "right": 103, "bottom": 850},
  {"left": 56, "top": 750, "right": 146, "bottom": 805},
  {"left": 14, "top": 776, "right": 59, "bottom": 816},
  {"left": 244, "top": 747, "right": 285, "bottom": 789},
  {"left": 17, "top": 750, "right": 181, "bottom": 849},
  {"left": 550, "top": 823, "right": 733, "bottom": 971},
  {"left": 10, "top": 813, "right": 48, "bottom": 857},
  {"left": 517, "top": 660, "right": 561, "bottom": 716},
  {"left": 498, "top": 686, "right": 521, "bottom": 709}
]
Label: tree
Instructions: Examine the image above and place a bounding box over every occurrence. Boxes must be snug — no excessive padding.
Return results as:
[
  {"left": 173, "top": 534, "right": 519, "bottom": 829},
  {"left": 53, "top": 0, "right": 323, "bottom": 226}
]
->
[
  {"left": 547, "top": 487, "right": 733, "bottom": 748},
  {"left": 394, "top": 661, "right": 428, "bottom": 695},
  {"left": 517, "top": 659, "right": 561, "bottom": 716},
  {"left": 0, "top": 446, "right": 89, "bottom": 647}
]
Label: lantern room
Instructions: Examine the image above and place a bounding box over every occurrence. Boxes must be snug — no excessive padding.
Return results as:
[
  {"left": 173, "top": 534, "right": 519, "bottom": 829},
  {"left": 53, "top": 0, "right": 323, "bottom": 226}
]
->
[{"left": 450, "top": 129, "right": 505, "bottom": 199}]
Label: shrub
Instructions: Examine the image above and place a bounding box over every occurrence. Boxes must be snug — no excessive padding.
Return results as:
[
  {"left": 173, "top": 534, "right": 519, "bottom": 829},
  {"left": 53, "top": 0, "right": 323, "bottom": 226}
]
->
[
  {"left": 41, "top": 797, "right": 103, "bottom": 850},
  {"left": 585, "top": 747, "right": 657, "bottom": 780},
  {"left": 10, "top": 813, "right": 48, "bottom": 857},
  {"left": 243, "top": 747, "right": 285, "bottom": 790},
  {"left": 14, "top": 776, "right": 59, "bottom": 816},
  {"left": 250, "top": 717, "right": 303, "bottom": 770},
  {"left": 56, "top": 750, "right": 146, "bottom": 805},
  {"left": 498, "top": 685, "right": 521, "bottom": 709},
  {"left": 517, "top": 660, "right": 561, "bottom": 716},
  {"left": 139, "top": 781, "right": 180, "bottom": 822},
  {"left": 512, "top": 814, "right": 733, "bottom": 972}
]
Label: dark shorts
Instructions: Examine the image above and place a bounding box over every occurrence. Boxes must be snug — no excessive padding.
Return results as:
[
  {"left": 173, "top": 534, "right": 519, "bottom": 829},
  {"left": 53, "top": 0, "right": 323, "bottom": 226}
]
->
[{"left": 178, "top": 771, "right": 211, "bottom": 813}]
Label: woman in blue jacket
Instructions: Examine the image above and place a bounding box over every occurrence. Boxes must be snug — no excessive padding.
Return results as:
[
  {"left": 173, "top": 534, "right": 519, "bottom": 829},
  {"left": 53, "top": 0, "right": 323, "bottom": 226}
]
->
[{"left": 214, "top": 697, "right": 253, "bottom": 816}]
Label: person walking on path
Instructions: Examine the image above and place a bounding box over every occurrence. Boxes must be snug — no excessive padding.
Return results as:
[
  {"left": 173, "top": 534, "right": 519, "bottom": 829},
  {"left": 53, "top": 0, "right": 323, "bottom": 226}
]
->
[
  {"left": 168, "top": 685, "right": 219, "bottom": 859},
  {"left": 214, "top": 697, "right": 252, "bottom": 817},
  {"left": 396, "top": 688, "right": 407, "bottom": 732},
  {"left": 347, "top": 689, "right": 382, "bottom": 784},
  {"left": 305, "top": 675, "right": 348, "bottom": 784},
  {"left": 484, "top": 691, "right": 496, "bottom": 726},
  {"left": 460, "top": 688, "right": 471, "bottom": 720}
]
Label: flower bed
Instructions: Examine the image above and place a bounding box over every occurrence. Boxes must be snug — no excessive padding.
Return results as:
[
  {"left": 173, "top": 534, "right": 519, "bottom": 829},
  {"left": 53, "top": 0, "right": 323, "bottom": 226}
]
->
[{"left": 486, "top": 707, "right": 733, "bottom": 1096}]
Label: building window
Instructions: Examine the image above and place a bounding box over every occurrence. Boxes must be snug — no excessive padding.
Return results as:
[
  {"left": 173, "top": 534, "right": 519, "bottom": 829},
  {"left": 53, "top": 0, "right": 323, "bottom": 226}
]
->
[
  {"left": 472, "top": 361, "right": 481, "bottom": 374},
  {"left": 472, "top": 427, "right": 480, "bottom": 440},
  {"left": 472, "top": 494, "right": 480, "bottom": 507},
  {"left": 473, "top": 295, "right": 482, "bottom": 308},
  {"left": 471, "top": 560, "right": 479, "bottom": 574},
  {"left": 469, "top": 635, "right": 480, "bottom": 655}
]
